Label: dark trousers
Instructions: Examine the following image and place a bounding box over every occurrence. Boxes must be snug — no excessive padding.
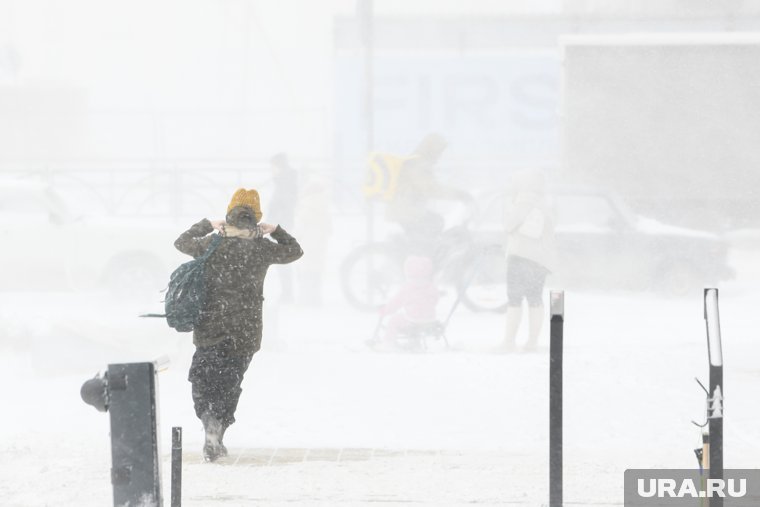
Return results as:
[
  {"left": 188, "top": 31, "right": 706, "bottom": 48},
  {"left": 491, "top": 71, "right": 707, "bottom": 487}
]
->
[
  {"left": 507, "top": 255, "right": 549, "bottom": 307},
  {"left": 188, "top": 338, "right": 254, "bottom": 428}
]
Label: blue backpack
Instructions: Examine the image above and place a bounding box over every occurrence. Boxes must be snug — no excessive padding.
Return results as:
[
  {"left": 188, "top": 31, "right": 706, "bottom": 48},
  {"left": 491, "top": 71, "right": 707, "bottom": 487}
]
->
[{"left": 164, "top": 234, "right": 222, "bottom": 332}]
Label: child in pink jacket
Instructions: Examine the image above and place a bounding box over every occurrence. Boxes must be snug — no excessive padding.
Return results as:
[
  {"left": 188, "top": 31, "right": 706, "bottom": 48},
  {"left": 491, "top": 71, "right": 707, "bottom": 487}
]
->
[{"left": 378, "top": 255, "right": 440, "bottom": 346}]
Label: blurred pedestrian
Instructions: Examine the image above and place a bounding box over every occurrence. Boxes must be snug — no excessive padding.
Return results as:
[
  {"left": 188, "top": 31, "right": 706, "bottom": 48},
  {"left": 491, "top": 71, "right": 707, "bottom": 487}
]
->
[
  {"left": 294, "top": 178, "right": 332, "bottom": 305},
  {"left": 499, "top": 170, "right": 556, "bottom": 353},
  {"left": 174, "top": 188, "right": 303, "bottom": 461},
  {"left": 268, "top": 153, "right": 299, "bottom": 229},
  {"left": 267, "top": 153, "right": 299, "bottom": 303}
]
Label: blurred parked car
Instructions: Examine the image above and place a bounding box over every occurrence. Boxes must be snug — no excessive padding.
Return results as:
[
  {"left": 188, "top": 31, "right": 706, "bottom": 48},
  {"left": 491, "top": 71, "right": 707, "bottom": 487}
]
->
[
  {"left": 474, "top": 187, "right": 734, "bottom": 298},
  {"left": 0, "top": 179, "right": 184, "bottom": 294}
]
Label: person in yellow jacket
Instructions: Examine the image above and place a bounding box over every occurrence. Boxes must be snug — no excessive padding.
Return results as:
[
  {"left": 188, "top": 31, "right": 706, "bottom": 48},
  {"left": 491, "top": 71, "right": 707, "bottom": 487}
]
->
[{"left": 382, "top": 133, "right": 474, "bottom": 245}]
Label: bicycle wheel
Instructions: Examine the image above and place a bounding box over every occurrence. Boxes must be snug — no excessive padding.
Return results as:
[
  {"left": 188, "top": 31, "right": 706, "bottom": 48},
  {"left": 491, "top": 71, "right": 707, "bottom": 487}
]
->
[{"left": 340, "top": 243, "right": 405, "bottom": 311}]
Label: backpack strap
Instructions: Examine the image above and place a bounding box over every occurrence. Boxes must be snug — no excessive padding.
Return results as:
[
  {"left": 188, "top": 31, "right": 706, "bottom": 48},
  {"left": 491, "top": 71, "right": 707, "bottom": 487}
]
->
[{"left": 199, "top": 233, "right": 222, "bottom": 261}]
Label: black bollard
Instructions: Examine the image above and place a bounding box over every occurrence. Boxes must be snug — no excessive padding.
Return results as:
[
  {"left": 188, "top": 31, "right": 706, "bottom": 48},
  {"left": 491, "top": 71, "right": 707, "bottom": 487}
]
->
[
  {"left": 550, "top": 291, "right": 564, "bottom": 507},
  {"left": 171, "top": 427, "right": 182, "bottom": 507},
  {"left": 81, "top": 362, "right": 163, "bottom": 507},
  {"left": 704, "top": 288, "right": 724, "bottom": 507}
]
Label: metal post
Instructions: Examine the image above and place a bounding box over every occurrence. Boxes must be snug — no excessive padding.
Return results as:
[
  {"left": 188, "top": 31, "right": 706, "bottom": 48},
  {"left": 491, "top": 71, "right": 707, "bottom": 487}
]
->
[
  {"left": 358, "top": 0, "right": 376, "bottom": 302},
  {"left": 704, "top": 288, "right": 724, "bottom": 507},
  {"left": 358, "top": 0, "right": 374, "bottom": 156},
  {"left": 550, "top": 291, "right": 564, "bottom": 507},
  {"left": 171, "top": 427, "right": 182, "bottom": 507}
]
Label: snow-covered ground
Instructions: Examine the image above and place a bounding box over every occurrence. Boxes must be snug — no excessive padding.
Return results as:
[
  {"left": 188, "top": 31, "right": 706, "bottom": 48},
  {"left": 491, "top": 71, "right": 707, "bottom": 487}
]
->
[{"left": 1, "top": 245, "right": 758, "bottom": 506}]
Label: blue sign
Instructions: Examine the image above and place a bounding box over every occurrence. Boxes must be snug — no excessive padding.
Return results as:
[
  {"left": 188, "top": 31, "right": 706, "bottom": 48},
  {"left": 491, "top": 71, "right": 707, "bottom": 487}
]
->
[{"left": 335, "top": 51, "right": 560, "bottom": 184}]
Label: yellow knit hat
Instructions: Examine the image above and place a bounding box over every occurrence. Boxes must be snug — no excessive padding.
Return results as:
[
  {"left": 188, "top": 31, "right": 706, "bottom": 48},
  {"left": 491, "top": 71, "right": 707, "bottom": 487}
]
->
[{"left": 227, "top": 188, "right": 263, "bottom": 222}]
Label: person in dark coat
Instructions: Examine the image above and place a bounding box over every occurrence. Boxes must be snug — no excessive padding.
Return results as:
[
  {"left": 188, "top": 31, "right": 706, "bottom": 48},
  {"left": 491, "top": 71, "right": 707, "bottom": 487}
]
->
[
  {"left": 267, "top": 153, "right": 299, "bottom": 302},
  {"left": 268, "top": 153, "right": 298, "bottom": 229},
  {"left": 174, "top": 188, "right": 303, "bottom": 461}
]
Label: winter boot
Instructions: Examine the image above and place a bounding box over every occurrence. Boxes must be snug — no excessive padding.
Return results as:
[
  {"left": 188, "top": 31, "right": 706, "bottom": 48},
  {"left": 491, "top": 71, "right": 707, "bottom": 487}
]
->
[
  {"left": 218, "top": 424, "right": 229, "bottom": 458},
  {"left": 201, "top": 412, "right": 223, "bottom": 462},
  {"left": 496, "top": 305, "right": 522, "bottom": 353},
  {"left": 522, "top": 304, "right": 544, "bottom": 352}
]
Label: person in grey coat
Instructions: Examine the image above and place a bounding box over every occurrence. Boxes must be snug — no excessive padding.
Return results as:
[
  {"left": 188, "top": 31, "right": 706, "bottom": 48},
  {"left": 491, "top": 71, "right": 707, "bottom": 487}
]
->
[{"left": 499, "top": 170, "right": 556, "bottom": 352}]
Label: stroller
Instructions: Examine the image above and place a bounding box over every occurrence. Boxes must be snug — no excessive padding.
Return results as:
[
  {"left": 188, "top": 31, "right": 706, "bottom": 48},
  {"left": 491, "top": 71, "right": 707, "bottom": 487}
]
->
[
  {"left": 365, "top": 284, "right": 461, "bottom": 352},
  {"left": 365, "top": 248, "right": 497, "bottom": 352},
  {"left": 366, "top": 317, "right": 449, "bottom": 352},
  {"left": 365, "top": 244, "right": 495, "bottom": 353},
  {"left": 390, "top": 319, "right": 447, "bottom": 352},
  {"left": 367, "top": 293, "right": 464, "bottom": 352},
  {"left": 365, "top": 255, "right": 436, "bottom": 352}
]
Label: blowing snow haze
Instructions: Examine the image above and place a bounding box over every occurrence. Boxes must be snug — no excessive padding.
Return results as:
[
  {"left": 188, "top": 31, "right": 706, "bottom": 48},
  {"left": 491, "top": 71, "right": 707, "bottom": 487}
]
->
[{"left": 1, "top": 1, "right": 759, "bottom": 505}]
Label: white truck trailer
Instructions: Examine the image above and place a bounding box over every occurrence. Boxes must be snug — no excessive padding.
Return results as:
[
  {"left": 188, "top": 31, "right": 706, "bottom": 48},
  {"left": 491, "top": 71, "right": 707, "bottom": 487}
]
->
[{"left": 560, "top": 33, "right": 760, "bottom": 230}]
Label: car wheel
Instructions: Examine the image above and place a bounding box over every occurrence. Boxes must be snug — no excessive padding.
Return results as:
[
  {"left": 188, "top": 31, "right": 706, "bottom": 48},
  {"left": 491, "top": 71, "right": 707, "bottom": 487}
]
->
[
  {"left": 656, "top": 262, "right": 702, "bottom": 298},
  {"left": 103, "top": 253, "right": 165, "bottom": 299}
]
